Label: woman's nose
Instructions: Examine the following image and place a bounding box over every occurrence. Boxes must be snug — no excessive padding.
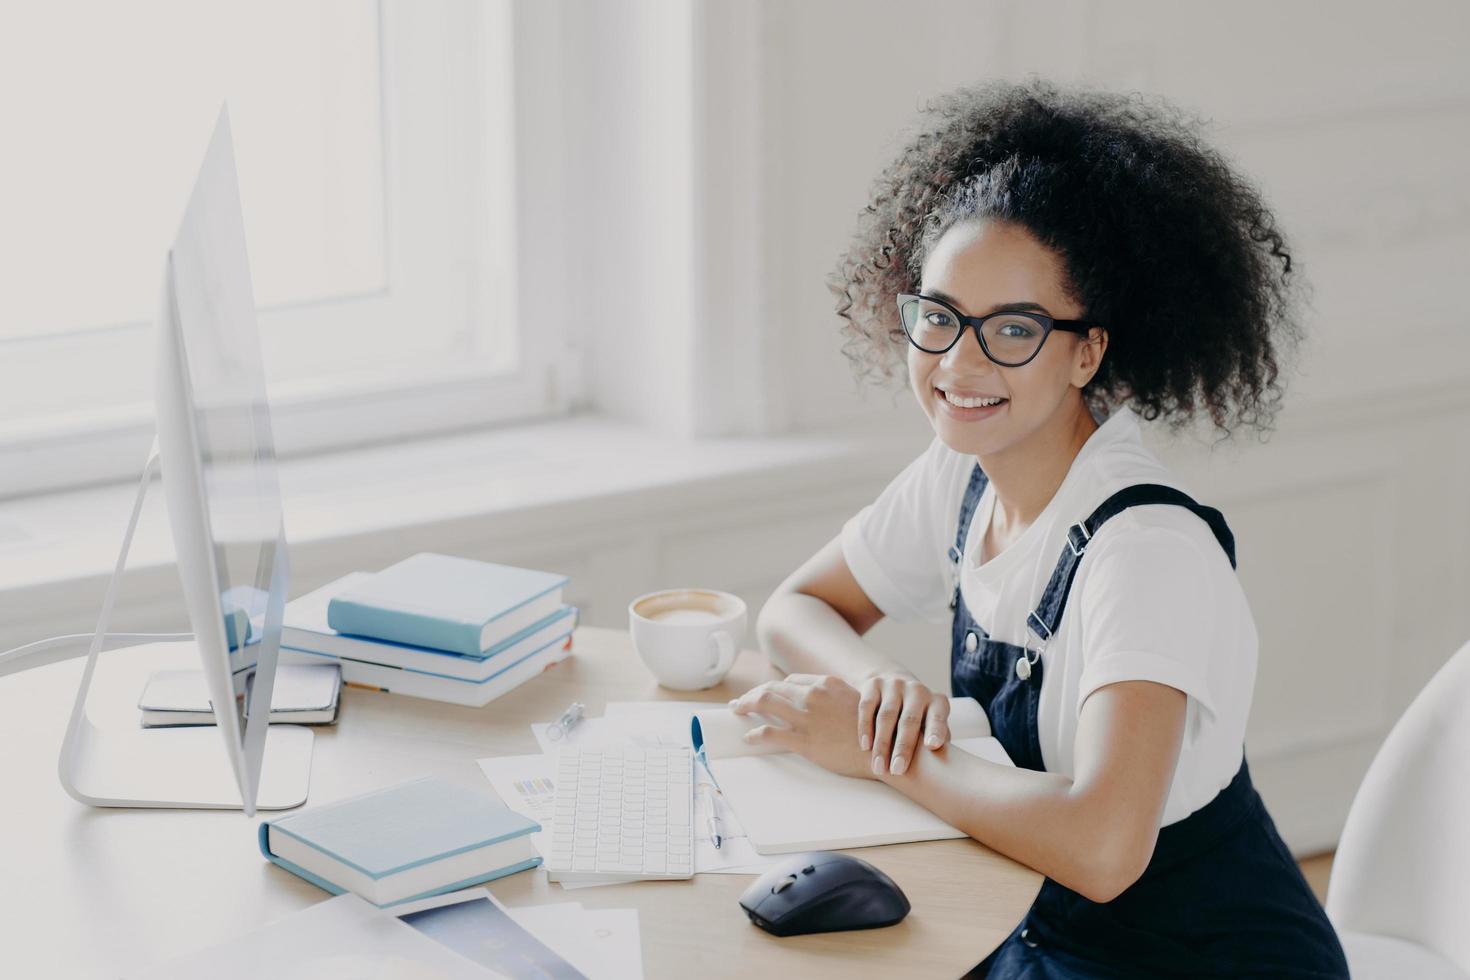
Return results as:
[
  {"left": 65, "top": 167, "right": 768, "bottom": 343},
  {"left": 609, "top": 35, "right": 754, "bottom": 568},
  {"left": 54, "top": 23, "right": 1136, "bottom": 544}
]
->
[{"left": 941, "top": 326, "right": 996, "bottom": 372}]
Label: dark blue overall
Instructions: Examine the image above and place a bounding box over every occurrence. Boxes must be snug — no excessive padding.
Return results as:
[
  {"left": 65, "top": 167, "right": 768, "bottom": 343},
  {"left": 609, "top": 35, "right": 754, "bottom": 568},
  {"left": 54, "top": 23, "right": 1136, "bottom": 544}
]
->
[{"left": 948, "top": 464, "right": 1349, "bottom": 978}]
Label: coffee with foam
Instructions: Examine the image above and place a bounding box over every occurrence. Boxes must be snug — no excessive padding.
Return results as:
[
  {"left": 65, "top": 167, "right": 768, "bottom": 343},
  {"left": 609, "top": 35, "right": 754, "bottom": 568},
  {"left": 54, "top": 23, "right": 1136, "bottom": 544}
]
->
[
  {"left": 646, "top": 607, "right": 723, "bottom": 624},
  {"left": 628, "top": 589, "right": 746, "bottom": 690}
]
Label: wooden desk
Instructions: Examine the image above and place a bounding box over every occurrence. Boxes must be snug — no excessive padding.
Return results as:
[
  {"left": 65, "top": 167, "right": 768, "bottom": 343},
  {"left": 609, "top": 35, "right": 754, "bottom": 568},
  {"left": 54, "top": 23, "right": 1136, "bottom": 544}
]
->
[{"left": 0, "top": 627, "right": 1040, "bottom": 978}]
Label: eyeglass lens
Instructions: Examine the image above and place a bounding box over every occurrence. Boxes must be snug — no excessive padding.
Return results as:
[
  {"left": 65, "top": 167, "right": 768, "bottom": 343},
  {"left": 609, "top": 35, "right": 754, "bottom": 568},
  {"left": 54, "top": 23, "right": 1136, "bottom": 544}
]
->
[{"left": 899, "top": 297, "right": 1047, "bottom": 364}]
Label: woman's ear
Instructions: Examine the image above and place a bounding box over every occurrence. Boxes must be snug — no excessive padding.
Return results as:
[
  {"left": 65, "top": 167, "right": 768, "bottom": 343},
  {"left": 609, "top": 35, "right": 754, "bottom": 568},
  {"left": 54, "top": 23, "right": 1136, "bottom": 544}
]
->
[{"left": 1072, "top": 327, "right": 1108, "bottom": 388}]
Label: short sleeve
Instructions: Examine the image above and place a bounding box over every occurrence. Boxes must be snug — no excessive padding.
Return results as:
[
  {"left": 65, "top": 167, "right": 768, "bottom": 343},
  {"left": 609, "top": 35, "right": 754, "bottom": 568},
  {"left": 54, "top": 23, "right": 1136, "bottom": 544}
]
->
[
  {"left": 840, "top": 438, "right": 966, "bottom": 625},
  {"left": 1075, "top": 525, "right": 1219, "bottom": 725}
]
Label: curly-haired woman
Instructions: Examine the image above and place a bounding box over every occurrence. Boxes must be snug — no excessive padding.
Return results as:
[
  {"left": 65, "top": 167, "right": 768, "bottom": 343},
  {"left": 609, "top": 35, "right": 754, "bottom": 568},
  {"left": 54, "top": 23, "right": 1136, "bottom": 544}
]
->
[{"left": 736, "top": 78, "right": 1349, "bottom": 977}]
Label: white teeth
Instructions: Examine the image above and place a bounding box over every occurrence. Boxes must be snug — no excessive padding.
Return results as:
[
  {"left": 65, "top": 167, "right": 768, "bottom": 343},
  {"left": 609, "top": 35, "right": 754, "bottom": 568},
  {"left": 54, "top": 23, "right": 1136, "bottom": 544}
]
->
[{"left": 941, "top": 390, "right": 1006, "bottom": 409}]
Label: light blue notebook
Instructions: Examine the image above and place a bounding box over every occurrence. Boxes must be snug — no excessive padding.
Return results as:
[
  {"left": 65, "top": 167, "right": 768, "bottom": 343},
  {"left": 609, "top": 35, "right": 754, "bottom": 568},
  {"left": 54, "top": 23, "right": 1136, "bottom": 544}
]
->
[
  {"left": 259, "top": 776, "right": 541, "bottom": 906},
  {"left": 327, "top": 553, "right": 569, "bottom": 657}
]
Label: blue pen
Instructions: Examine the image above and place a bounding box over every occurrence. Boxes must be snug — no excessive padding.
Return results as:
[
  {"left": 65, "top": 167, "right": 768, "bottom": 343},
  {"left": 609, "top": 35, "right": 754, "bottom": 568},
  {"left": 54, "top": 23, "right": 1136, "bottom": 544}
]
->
[
  {"left": 695, "top": 744, "right": 721, "bottom": 788},
  {"left": 698, "top": 783, "right": 726, "bottom": 849},
  {"left": 695, "top": 747, "right": 728, "bottom": 849}
]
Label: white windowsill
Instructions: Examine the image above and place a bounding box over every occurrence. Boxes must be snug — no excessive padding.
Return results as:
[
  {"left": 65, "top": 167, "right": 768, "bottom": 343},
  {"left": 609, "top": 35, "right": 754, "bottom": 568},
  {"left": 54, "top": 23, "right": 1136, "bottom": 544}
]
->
[{"left": 0, "top": 411, "right": 929, "bottom": 603}]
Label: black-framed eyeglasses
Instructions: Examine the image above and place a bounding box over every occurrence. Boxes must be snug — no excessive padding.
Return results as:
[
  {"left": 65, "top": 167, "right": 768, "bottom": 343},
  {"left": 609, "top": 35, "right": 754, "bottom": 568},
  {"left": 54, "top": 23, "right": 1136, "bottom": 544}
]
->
[{"left": 897, "top": 293, "right": 1103, "bottom": 367}]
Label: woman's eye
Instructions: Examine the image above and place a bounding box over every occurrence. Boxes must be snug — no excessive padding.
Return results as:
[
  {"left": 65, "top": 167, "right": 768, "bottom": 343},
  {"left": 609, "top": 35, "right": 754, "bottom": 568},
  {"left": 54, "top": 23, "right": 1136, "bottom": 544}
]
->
[
  {"left": 924, "top": 312, "right": 953, "bottom": 327},
  {"left": 996, "top": 321, "right": 1036, "bottom": 338}
]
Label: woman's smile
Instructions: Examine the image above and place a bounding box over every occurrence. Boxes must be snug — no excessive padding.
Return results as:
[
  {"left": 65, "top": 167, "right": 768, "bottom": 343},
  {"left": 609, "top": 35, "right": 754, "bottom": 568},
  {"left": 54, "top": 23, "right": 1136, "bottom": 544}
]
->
[{"left": 934, "top": 385, "right": 1009, "bottom": 420}]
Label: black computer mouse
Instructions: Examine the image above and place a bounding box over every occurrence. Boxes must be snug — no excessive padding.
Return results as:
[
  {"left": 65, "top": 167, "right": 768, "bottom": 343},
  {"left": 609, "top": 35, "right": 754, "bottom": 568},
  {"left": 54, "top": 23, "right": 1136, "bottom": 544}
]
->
[{"left": 738, "top": 851, "right": 911, "bottom": 937}]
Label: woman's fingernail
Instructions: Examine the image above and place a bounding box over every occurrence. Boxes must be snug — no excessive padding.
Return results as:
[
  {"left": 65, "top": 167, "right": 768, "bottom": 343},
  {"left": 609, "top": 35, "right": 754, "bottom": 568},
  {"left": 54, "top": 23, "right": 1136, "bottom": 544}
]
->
[
  {"left": 926, "top": 735, "right": 940, "bottom": 749},
  {"left": 891, "top": 756, "right": 906, "bottom": 776},
  {"left": 871, "top": 755, "right": 883, "bottom": 776},
  {"left": 860, "top": 734, "right": 871, "bottom": 751}
]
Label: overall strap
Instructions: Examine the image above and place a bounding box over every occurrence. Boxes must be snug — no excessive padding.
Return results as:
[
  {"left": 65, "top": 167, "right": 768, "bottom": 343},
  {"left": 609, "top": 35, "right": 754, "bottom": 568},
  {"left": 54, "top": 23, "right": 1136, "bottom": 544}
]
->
[
  {"left": 948, "top": 463, "right": 990, "bottom": 611},
  {"left": 1025, "top": 484, "right": 1237, "bottom": 647}
]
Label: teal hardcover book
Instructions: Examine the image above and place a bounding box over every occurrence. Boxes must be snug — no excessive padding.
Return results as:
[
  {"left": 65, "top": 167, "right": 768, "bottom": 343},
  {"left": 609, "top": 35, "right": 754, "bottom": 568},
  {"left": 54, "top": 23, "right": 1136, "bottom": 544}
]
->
[
  {"left": 284, "top": 570, "right": 578, "bottom": 678},
  {"left": 259, "top": 776, "right": 542, "bottom": 907},
  {"left": 327, "top": 552, "right": 569, "bottom": 657}
]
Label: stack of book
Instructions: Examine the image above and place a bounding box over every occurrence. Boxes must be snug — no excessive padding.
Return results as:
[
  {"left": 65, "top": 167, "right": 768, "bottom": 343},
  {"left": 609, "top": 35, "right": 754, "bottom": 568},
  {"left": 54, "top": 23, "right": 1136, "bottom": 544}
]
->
[{"left": 280, "top": 552, "right": 577, "bottom": 707}]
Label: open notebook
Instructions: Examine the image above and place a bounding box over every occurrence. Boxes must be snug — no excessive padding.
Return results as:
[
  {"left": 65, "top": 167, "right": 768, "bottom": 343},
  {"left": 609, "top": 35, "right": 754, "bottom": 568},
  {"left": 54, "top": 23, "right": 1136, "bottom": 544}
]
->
[{"left": 690, "top": 697, "right": 1012, "bottom": 854}]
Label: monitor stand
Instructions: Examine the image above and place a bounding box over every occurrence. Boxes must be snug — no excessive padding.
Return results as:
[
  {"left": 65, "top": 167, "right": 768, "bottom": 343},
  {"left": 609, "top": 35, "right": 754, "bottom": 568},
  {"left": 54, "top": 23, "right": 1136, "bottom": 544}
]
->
[{"left": 57, "top": 442, "right": 312, "bottom": 810}]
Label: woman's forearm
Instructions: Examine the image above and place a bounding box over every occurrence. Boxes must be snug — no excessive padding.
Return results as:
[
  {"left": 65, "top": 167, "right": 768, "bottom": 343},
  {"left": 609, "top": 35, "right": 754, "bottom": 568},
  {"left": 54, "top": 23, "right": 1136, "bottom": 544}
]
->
[
  {"left": 877, "top": 745, "right": 1157, "bottom": 903},
  {"left": 759, "top": 594, "right": 1173, "bottom": 901},
  {"left": 756, "top": 591, "right": 911, "bottom": 682}
]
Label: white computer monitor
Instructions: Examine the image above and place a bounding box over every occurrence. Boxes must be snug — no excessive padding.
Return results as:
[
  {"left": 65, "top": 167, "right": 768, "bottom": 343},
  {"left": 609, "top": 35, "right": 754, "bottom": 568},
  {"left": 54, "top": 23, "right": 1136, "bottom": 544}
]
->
[{"left": 58, "top": 107, "right": 312, "bottom": 814}]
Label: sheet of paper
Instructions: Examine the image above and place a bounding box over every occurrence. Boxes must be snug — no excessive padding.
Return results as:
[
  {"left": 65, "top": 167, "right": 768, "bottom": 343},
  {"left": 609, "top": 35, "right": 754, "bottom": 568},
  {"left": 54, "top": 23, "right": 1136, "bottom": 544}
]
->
[
  {"left": 394, "top": 889, "right": 642, "bottom": 979},
  {"left": 504, "top": 902, "right": 590, "bottom": 963},
  {"left": 398, "top": 890, "right": 644, "bottom": 979},
  {"left": 476, "top": 753, "right": 556, "bottom": 858},
  {"left": 476, "top": 754, "right": 557, "bottom": 823},
  {"left": 602, "top": 700, "right": 715, "bottom": 717},
  {"left": 510, "top": 904, "right": 644, "bottom": 980},
  {"left": 139, "top": 893, "right": 505, "bottom": 979},
  {"left": 530, "top": 714, "right": 690, "bottom": 754},
  {"left": 553, "top": 875, "right": 639, "bottom": 891},
  {"left": 534, "top": 699, "right": 733, "bottom": 753},
  {"left": 397, "top": 894, "right": 586, "bottom": 979},
  {"left": 692, "top": 776, "right": 770, "bottom": 874},
  {"left": 708, "top": 734, "right": 1014, "bottom": 854}
]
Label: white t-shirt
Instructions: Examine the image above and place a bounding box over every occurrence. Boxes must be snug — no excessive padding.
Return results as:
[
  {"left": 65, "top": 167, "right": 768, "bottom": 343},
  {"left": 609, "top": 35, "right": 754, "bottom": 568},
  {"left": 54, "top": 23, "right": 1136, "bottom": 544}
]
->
[{"left": 840, "top": 408, "right": 1256, "bottom": 826}]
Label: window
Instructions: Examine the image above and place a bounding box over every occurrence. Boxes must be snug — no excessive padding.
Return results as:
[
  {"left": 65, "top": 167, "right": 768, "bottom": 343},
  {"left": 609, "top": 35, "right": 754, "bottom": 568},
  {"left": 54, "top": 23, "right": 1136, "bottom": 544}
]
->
[{"left": 0, "top": 0, "right": 564, "bottom": 498}]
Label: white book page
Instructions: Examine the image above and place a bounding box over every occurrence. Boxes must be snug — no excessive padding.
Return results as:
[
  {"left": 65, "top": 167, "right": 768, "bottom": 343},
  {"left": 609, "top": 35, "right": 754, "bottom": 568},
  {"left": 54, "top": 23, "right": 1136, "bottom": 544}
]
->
[
  {"left": 693, "top": 695, "right": 992, "bottom": 761},
  {"left": 692, "top": 698, "right": 1010, "bottom": 854}
]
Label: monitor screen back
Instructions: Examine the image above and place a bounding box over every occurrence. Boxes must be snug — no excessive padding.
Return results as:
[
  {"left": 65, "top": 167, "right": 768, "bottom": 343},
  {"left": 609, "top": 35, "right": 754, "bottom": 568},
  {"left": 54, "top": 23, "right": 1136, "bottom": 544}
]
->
[{"left": 159, "top": 106, "right": 287, "bottom": 808}]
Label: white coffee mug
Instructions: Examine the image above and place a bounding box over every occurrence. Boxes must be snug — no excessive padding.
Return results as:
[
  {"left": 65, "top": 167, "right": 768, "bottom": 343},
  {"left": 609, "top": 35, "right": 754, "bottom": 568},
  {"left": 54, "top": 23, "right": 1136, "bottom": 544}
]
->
[{"left": 628, "top": 588, "right": 746, "bottom": 691}]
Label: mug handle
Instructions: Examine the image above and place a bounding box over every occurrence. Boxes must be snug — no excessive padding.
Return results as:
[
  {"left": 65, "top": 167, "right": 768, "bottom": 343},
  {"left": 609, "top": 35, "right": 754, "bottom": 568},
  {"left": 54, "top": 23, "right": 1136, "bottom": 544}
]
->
[{"left": 706, "top": 630, "right": 737, "bottom": 682}]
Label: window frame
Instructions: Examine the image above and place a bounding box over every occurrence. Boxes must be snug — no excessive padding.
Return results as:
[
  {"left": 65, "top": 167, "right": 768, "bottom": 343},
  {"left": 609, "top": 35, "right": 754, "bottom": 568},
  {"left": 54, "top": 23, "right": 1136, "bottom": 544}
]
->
[{"left": 0, "top": 0, "right": 572, "bottom": 501}]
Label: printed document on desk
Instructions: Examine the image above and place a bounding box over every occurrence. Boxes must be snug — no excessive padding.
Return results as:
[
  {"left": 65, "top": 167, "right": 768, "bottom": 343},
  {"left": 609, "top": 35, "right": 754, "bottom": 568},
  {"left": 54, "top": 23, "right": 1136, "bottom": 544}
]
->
[
  {"left": 511, "top": 904, "right": 643, "bottom": 980},
  {"left": 529, "top": 705, "right": 695, "bottom": 754},
  {"left": 394, "top": 889, "right": 587, "bottom": 979},
  {"left": 691, "top": 696, "right": 1012, "bottom": 854},
  {"left": 138, "top": 893, "right": 505, "bottom": 979},
  {"left": 475, "top": 753, "right": 555, "bottom": 858},
  {"left": 394, "top": 889, "right": 643, "bottom": 980}
]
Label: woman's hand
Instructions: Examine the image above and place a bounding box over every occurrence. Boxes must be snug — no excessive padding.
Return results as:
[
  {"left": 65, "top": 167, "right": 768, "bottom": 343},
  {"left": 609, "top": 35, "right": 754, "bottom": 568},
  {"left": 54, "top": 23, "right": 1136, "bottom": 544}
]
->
[
  {"left": 729, "top": 675, "right": 875, "bottom": 780},
  {"left": 857, "top": 671, "right": 950, "bottom": 777}
]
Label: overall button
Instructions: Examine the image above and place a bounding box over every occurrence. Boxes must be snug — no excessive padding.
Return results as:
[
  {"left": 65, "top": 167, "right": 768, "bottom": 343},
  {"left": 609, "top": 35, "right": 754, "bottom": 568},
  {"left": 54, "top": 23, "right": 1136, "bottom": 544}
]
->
[
  {"left": 1020, "top": 926, "right": 1039, "bottom": 949},
  {"left": 965, "top": 631, "right": 978, "bottom": 653}
]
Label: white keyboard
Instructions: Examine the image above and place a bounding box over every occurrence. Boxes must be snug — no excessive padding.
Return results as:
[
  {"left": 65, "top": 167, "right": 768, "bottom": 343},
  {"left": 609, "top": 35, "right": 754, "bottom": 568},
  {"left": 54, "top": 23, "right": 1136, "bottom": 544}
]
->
[{"left": 545, "top": 746, "right": 695, "bottom": 882}]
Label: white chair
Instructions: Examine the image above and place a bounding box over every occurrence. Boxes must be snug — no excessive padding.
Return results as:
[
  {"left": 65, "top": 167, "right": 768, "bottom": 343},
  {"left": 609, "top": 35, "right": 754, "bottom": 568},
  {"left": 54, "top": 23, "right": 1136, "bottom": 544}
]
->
[{"left": 1327, "top": 638, "right": 1470, "bottom": 979}]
